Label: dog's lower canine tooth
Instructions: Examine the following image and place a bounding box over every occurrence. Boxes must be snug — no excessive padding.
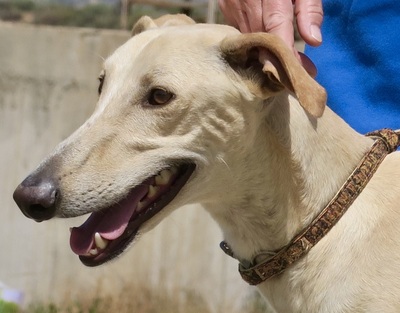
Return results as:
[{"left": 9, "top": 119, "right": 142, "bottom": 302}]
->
[
  {"left": 89, "top": 248, "right": 99, "bottom": 256},
  {"left": 147, "top": 185, "right": 159, "bottom": 198},
  {"left": 94, "top": 232, "right": 109, "bottom": 250}
]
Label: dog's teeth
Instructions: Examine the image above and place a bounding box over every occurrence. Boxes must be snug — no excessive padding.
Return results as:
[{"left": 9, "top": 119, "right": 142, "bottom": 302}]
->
[
  {"left": 147, "top": 185, "right": 159, "bottom": 198},
  {"left": 94, "top": 232, "right": 109, "bottom": 250},
  {"left": 89, "top": 248, "right": 99, "bottom": 256},
  {"left": 137, "top": 200, "right": 145, "bottom": 210},
  {"left": 155, "top": 169, "right": 172, "bottom": 185}
]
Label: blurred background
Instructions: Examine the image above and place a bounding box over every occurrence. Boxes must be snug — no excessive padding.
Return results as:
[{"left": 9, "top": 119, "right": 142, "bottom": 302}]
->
[
  {"left": 0, "top": 0, "right": 222, "bottom": 29},
  {"left": 0, "top": 1, "right": 275, "bottom": 312}
]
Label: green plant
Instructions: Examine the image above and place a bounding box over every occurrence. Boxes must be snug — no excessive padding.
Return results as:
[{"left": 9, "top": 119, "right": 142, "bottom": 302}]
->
[
  {"left": 31, "top": 3, "right": 121, "bottom": 29},
  {"left": 0, "top": 7, "right": 22, "bottom": 21},
  {"left": 27, "top": 303, "right": 57, "bottom": 313},
  {"left": 12, "top": 0, "right": 35, "bottom": 11},
  {"left": 0, "top": 299, "right": 20, "bottom": 313},
  {"left": 70, "top": 4, "right": 119, "bottom": 29},
  {"left": 33, "top": 4, "right": 76, "bottom": 26},
  {"left": 0, "top": 0, "right": 209, "bottom": 29},
  {"left": 26, "top": 287, "right": 275, "bottom": 313},
  {"left": 27, "top": 299, "right": 104, "bottom": 313}
]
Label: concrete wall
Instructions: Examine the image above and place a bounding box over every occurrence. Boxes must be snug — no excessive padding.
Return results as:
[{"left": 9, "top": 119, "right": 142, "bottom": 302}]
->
[{"left": 0, "top": 22, "right": 253, "bottom": 311}]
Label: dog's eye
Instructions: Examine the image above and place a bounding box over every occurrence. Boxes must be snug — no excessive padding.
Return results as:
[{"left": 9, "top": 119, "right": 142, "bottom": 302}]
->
[
  {"left": 98, "top": 71, "right": 105, "bottom": 95},
  {"left": 148, "top": 88, "right": 174, "bottom": 106}
]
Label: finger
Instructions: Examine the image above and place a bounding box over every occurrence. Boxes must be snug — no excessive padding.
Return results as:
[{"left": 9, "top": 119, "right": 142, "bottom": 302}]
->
[
  {"left": 218, "top": 0, "right": 239, "bottom": 27},
  {"left": 262, "top": 0, "right": 295, "bottom": 49},
  {"left": 219, "top": 0, "right": 252, "bottom": 33},
  {"left": 240, "top": 0, "right": 263, "bottom": 32},
  {"left": 294, "top": 0, "right": 323, "bottom": 46}
]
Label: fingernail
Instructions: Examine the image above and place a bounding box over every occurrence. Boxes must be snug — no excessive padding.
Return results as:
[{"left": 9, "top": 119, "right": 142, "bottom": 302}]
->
[{"left": 310, "top": 24, "right": 322, "bottom": 43}]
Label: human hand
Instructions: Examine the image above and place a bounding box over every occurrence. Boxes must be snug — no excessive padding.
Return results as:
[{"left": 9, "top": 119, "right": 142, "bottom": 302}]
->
[{"left": 219, "top": 0, "right": 323, "bottom": 75}]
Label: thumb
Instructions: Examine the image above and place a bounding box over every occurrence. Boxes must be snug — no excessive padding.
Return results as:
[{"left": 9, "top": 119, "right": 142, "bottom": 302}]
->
[{"left": 295, "top": 0, "right": 323, "bottom": 46}]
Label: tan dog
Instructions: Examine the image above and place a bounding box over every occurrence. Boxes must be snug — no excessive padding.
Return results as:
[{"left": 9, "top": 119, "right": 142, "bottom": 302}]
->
[{"left": 13, "top": 15, "right": 400, "bottom": 312}]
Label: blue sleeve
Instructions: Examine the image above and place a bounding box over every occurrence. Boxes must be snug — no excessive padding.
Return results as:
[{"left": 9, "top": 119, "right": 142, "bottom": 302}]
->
[{"left": 305, "top": 0, "right": 400, "bottom": 133}]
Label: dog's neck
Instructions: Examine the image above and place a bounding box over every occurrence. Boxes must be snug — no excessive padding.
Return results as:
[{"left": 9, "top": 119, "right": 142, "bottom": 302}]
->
[{"left": 203, "top": 93, "right": 372, "bottom": 308}]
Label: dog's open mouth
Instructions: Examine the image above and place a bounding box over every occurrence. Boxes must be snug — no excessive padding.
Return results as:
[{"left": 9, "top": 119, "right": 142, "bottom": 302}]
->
[{"left": 69, "top": 163, "right": 196, "bottom": 267}]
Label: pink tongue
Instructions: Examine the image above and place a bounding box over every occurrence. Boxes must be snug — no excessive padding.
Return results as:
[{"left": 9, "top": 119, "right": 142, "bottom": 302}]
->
[{"left": 69, "top": 185, "right": 149, "bottom": 255}]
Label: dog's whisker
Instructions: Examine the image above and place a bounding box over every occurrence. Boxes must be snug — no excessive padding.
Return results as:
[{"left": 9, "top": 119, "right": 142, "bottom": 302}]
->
[
  {"left": 95, "top": 53, "right": 106, "bottom": 62},
  {"left": 217, "top": 156, "right": 232, "bottom": 173}
]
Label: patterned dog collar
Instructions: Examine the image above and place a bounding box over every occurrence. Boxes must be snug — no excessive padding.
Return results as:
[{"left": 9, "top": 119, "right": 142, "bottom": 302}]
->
[{"left": 221, "top": 129, "right": 400, "bottom": 285}]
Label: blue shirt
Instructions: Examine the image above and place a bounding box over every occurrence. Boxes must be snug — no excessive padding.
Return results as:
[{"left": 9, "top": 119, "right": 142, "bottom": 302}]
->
[{"left": 305, "top": 0, "right": 400, "bottom": 134}]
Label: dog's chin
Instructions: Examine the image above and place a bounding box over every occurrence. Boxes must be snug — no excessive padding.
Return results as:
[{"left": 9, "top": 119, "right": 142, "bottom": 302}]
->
[{"left": 69, "top": 162, "right": 196, "bottom": 267}]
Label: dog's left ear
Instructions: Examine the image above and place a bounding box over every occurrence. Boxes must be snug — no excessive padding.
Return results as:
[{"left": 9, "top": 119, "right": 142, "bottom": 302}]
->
[
  {"left": 220, "top": 33, "right": 326, "bottom": 118},
  {"left": 132, "top": 14, "right": 195, "bottom": 36}
]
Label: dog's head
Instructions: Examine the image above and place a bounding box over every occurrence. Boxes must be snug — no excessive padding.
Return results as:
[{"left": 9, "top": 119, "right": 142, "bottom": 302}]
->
[{"left": 13, "top": 15, "right": 326, "bottom": 266}]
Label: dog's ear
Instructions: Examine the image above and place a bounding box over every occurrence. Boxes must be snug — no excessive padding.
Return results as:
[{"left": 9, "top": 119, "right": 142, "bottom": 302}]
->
[
  {"left": 220, "top": 33, "right": 326, "bottom": 118},
  {"left": 132, "top": 14, "right": 195, "bottom": 36}
]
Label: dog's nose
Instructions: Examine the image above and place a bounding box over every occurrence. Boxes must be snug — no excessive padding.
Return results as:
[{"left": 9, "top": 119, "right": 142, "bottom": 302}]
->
[{"left": 13, "top": 176, "right": 59, "bottom": 222}]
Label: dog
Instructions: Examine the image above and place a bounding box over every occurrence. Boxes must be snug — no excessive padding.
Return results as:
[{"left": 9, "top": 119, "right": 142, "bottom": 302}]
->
[{"left": 13, "top": 14, "right": 400, "bottom": 312}]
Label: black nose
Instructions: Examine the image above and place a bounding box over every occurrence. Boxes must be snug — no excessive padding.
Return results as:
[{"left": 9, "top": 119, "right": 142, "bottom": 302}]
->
[{"left": 13, "top": 176, "right": 59, "bottom": 222}]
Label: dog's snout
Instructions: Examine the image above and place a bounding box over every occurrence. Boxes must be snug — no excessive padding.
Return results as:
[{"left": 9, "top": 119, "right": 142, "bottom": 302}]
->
[{"left": 13, "top": 176, "right": 59, "bottom": 222}]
